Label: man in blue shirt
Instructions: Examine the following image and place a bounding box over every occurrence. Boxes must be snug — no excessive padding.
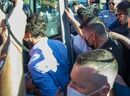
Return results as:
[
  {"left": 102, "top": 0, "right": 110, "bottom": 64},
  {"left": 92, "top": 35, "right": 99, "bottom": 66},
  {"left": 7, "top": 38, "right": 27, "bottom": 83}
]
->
[
  {"left": 24, "top": 13, "right": 70, "bottom": 96},
  {"left": 98, "top": 0, "right": 116, "bottom": 28}
]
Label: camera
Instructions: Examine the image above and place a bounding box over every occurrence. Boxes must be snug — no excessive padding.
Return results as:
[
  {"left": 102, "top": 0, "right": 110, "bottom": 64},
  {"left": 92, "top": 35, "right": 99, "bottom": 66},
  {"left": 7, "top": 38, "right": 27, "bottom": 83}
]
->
[{"left": 0, "top": 0, "right": 14, "bottom": 15}]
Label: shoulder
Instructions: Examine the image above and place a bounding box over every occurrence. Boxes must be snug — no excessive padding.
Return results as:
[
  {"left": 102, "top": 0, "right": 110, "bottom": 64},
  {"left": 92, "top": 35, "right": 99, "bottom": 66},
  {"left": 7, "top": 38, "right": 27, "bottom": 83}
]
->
[
  {"left": 48, "top": 39, "right": 66, "bottom": 49},
  {"left": 101, "top": 37, "right": 124, "bottom": 55},
  {"left": 108, "top": 37, "right": 122, "bottom": 47},
  {"left": 102, "top": 37, "right": 122, "bottom": 48},
  {"left": 114, "top": 83, "right": 130, "bottom": 96}
]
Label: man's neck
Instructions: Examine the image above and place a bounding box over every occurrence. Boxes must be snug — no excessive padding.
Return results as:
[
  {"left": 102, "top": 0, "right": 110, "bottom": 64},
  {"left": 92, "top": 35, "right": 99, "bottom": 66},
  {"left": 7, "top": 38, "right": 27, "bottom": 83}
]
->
[
  {"left": 32, "top": 37, "right": 45, "bottom": 45},
  {"left": 96, "top": 35, "right": 109, "bottom": 48}
]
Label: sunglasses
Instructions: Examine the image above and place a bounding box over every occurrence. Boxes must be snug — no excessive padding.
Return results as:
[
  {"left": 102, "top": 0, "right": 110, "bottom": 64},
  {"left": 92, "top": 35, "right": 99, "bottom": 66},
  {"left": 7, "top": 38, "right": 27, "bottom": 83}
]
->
[{"left": 108, "top": 2, "right": 115, "bottom": 6}]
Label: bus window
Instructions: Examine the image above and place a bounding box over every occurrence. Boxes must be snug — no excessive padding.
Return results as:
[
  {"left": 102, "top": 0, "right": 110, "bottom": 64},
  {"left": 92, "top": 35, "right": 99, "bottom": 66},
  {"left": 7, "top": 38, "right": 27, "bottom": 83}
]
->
[{"left": 35, "top": 0, "right": 61, "bottom": 38}]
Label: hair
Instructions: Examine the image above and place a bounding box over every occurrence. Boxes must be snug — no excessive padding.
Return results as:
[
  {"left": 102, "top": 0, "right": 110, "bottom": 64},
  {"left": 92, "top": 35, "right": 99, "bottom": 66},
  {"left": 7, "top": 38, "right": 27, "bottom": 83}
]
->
[
  {"left": 108, "top": 2, "right": 115, "bottom": 6},
  {"left": 25, "top": 12, "right": 46, "bottom": 38},
  {"left": 77, "top": 7, "right": 94, "bottom": 22},
  {"left": 72, "top": 1, "right": 79, "bottom": 7},
  {"left": 75, "top": 49, "right": 118, "bottom": 88},
  {"left": 80, "top": 17, "right": 107, "bottom": 37},
  {"left": 108, "top": 0, "right": 115, "bottom": 6},
  {"left": 77, "top": 7, "right": 86, "bottom": 21},
  {"left": 116, "top": 1, "right": 130, "bottom": 14}
]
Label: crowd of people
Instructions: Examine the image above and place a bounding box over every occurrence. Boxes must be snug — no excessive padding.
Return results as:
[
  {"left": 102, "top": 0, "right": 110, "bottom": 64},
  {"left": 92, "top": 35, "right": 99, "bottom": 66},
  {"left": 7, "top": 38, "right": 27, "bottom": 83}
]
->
[{"left": 0, "top": 0, "right": 130, "bottom": 96}]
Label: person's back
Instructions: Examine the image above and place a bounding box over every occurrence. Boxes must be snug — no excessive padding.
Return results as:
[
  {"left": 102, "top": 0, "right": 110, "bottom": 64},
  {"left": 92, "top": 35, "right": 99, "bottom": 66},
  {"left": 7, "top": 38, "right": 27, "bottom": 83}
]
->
[
  {"left": 28, "top": 38, "right": 70, "bottom": 96},
  {"left": 24, "top": 14, "right": 70, "bottom": 96},
  {"left": 47, "top": 39, "right": 70, "bottom": 90}
]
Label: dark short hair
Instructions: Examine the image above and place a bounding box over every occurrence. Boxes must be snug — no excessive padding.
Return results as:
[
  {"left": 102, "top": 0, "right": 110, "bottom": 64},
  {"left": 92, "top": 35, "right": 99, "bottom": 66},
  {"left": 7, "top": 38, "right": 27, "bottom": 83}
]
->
[
  {"left": 25, "top": 13, "right": 46, "bottom": 38},
  {"left": 80, "top": 17, "right": 107, "bottom": 36},
  {"left": 77, "top": 7, "right": 94, "bottom": 22},
  {"left": 77, "top": 7, "right": 85, "bottom": 20},
  {"left": 72, "top": 1, "right": 79, "bottom": 7},
  {"left": 116, "top": 1, "right": 130, "bottom": 14}
]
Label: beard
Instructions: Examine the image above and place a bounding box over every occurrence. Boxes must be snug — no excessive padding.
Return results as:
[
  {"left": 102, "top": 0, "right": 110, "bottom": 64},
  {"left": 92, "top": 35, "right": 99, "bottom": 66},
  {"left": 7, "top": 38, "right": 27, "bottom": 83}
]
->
[
  {"left": 26, "top": 40, "right": 33, "bottom": 49},
  {"left": 85, "top": 39, "right": 95, "bottom": 49}
]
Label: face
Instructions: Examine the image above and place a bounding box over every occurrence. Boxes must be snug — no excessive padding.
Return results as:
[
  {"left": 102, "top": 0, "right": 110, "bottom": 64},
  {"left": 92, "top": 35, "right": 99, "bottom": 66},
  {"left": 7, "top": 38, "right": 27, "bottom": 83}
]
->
[
  {"left": 67, "top": 64, "right": 110, "bottom": 96},
  {"left": 68, "top": 64, "right": 97, "bottom": 95},
  {"left": 108, "top": 2, "right": 115, "bottom": 11},
  {"left": 82, "top": 28, "right": 96, "bottom": 49},
  {"left": 116, "top": 10, "right": 127, "bottom": 25},
  {"left": 73, "top": 5, "right": 79, "bottom": 13}
]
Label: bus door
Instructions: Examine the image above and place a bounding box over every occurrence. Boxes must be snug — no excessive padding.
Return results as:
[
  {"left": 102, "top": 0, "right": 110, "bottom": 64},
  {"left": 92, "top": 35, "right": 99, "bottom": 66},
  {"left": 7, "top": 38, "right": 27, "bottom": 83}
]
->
[{"left": 24, "top": 0, "right": 75, "bottom": 69}]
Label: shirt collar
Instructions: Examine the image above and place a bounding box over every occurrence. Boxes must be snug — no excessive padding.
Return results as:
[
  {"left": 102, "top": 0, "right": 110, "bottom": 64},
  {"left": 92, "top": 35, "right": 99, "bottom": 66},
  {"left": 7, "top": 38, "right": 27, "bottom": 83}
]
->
[{"left": 29, "top": 37, "right": 48, "bottom": 56}]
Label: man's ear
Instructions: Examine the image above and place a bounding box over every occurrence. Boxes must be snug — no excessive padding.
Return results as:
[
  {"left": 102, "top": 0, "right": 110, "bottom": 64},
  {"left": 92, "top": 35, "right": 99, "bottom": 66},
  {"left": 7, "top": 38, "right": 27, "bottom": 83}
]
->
[
  {"left": 23, "top": 32, "right": 31, "bottom": 41},
  {"left": 92, "top": 33, "right": 95, "bottom": 41},
  {"left": 99, "top": 85, "right": 110, "bottom": 96}
]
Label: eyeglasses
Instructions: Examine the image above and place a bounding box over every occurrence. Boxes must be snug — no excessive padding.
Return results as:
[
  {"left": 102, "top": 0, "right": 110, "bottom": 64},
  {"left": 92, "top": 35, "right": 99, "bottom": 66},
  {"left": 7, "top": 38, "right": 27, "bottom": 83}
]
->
[{"left": 108, "top": 2, "right": 115, "bottom": 6}]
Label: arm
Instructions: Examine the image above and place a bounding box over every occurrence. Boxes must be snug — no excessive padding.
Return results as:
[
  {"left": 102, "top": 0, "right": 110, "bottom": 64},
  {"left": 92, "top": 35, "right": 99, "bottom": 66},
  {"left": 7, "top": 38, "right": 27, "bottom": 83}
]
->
[
  {"left": 0, "top": 0, "right": 27, "bottom": 95},
  {"left": 65, "top": 9, "right": 83, "bottom": 36},
  {"left": 8, "top": 0, "right": 27, "bottom": 42},
  {"left": 109, "top": 32, "right": 130, "bottom": 49},
  {"left": 127, "top": 16, "right": 130, "bottom": 28}
]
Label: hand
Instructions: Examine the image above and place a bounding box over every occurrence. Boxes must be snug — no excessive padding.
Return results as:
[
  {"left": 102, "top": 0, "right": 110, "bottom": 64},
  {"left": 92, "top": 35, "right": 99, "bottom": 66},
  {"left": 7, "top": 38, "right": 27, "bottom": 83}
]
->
[
  {"left": 8, "top": 0, "right": 27, "bottom": 42},
  {"left": 109, "top": 32, "right": 122, "bottom": 39},
  {"left": 65, "top": 9, "right": 74, "bottom": 21},
  {"left": 119, "top": 14, "right": 127, "bottom": 25}
]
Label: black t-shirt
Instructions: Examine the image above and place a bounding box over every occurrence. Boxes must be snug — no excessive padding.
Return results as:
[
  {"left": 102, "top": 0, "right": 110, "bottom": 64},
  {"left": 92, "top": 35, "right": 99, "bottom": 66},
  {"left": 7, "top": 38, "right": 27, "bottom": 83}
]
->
[
  {"left": 109, "top": 19, "right": 129, "bottom": 36},
  {"left": 100, "top": 37, "right": 125, "bottom": 78}
]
